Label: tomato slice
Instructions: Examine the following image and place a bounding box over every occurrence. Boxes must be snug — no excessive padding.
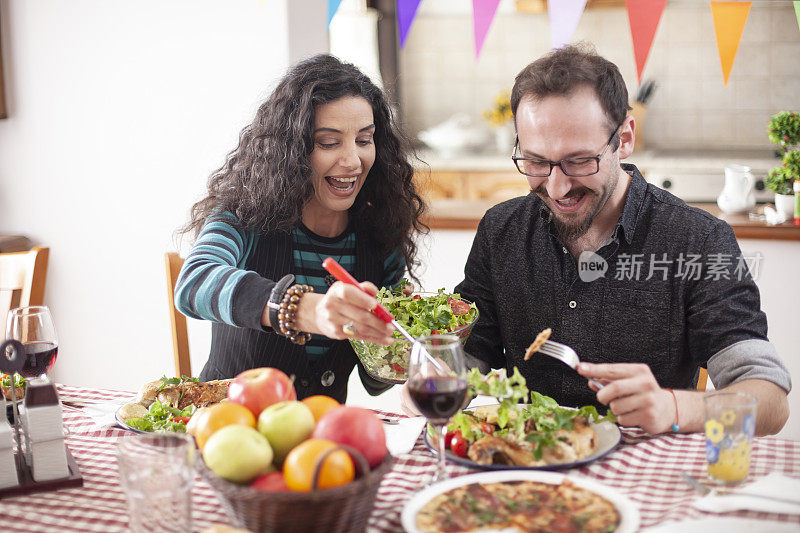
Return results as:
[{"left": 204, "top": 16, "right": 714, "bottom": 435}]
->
[
  {"left": 478, "top": 422, "right": 494, "bottom": 435},
  {"left": 444, "top": 430, "right": 456, "bottom": 449},
  {"left": 391, "top": 363, "right": 406, "bottom": 373},
  {"left": 449, "top": 298, "right": 470, "bottom": 316},
  {"left": 449, "top": 430, "right": 468, "bottom": 457},
  {"left": 171, "top": 416, "right": 191, "bottom": 424}
]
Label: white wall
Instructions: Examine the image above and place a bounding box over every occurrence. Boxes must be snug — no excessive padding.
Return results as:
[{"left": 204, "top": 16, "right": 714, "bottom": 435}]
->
[{"left": 0, "top": 0, "right": 296, "bottom": 390}]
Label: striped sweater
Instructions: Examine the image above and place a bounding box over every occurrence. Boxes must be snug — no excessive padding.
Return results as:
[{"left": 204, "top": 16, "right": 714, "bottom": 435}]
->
[{"left": 175, "top": 211, "right": 405, "bottom": 366}]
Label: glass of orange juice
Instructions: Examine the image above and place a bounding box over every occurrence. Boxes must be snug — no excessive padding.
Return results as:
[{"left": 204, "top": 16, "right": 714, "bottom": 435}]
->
[{"left": 704, "top": 392, "right": 757, "bottom": 484}]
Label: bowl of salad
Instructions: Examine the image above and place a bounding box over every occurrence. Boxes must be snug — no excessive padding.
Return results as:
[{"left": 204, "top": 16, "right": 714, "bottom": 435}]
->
[{"left": 349, "top": 282, "right": 479, "bottom": 384}]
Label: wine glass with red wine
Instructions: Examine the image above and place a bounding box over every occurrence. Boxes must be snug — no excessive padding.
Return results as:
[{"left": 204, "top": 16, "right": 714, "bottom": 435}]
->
[
  {"left": 6, "top": 306, "right": 59, "bottom": 383},
  {"left": 407, "top": 334, "right": 468, "bottom": 485}
]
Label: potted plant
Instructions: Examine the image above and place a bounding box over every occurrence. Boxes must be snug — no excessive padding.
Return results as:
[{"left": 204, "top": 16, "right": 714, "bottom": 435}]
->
[
  {"left": 483, "top": 90, "right": 514, "bottom": 153},
  {"left": 766, "top": 111, "right": 800, "bottom": 218}
]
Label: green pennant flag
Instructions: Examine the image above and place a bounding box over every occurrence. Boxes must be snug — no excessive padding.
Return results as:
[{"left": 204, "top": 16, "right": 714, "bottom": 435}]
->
[{"left": 795, "top": 2, "right": 800, "bottom": 32}]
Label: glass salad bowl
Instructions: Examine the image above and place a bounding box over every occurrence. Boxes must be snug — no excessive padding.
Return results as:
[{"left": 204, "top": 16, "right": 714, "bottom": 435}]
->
[{"left": 349, "top": 291, "right": 479, "bottom": 384}]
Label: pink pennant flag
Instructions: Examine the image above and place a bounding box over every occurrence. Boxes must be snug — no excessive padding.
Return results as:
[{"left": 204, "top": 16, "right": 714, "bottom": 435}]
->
[
  {"left": 548, "top": 0, "right": 587, "bottom": 50},
  {"left": 473, "top": 0, "right": 503, "bottom": 59},
  {"left": 397, "top": 0, "right": 423, "bottom": 49},
  {"left": 626, "top": 0, "right": 668, "bottom": 84}
]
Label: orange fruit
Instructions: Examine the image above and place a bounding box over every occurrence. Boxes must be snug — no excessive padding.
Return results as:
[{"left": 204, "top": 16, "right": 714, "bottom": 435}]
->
[
  {"left": 194, "top": 402, "right": 256, "bottom": 451},
  {"left": 283, "top": 438, "right": 354, "bottom": 491},
  {"left": 301, "top": 395, "right": 340, "bottom": 422},
  {"left": 185, "top": 406, "right": 211, "bottom": 437}
]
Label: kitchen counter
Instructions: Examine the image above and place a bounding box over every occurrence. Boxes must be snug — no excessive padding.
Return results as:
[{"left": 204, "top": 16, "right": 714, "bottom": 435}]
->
[{"left": 423, "top": 199, "right": 800, "bottom": 241}]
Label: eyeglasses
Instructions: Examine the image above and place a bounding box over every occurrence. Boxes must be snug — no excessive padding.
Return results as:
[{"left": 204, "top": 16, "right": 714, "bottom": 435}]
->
[{"left": 512, "top": 126, "right": 620, "bottom": 178}]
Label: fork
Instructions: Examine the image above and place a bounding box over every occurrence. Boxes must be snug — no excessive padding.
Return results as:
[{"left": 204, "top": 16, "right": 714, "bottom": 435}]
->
[
  {"left": 680, "top": 471, "right": 800, "bottom": 506},
  {"left": 537, "top": 340, "right": 604, "bottom": 389}
]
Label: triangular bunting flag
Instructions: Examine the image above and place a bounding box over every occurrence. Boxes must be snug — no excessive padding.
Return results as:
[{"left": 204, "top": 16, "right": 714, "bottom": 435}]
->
[
  {"left": 710, "top": 1, "right": 751, "bottom": 86},
  {"left": 397, "top": 0, "right": 423, "bottom": 49},
  {"left": 473, "top": 0, "right": 503, "bottom": 59},
  {"left": 795, "top": 1, "right": 800, "bottom": 33},
  {"left": 626, "top": 0, "right": 668, "bottom": 84},
  {"left": 328, "top": 0, "right": 344, "bottom": 26},
  {"left": 548, "top": 0, "right": 587, "bottom": 50}
]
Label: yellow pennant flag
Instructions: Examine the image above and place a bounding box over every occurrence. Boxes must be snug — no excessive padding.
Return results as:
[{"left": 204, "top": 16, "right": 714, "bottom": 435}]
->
[{"left": 710, "top": 1, "right": 751, "bottom": 86}]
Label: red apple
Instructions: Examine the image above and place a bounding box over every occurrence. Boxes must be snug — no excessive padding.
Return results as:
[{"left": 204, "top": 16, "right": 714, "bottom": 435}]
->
[
  {"left": 227, "top": 367, "right": 297, "bottom": 418},
  {"left": 251, "top": 471, "right": 289, "bottom": 492},
  {"left": 312, "top": 406, "right": 387, "bottom": 468}
]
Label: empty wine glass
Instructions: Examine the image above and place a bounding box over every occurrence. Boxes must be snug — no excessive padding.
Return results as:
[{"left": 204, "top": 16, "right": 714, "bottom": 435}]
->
[
  {"left": 6, "top": 306, "right": 59, "bottom": 383},
  {"left": 407, "top": 334, "right": 468, "bottom": 485}
]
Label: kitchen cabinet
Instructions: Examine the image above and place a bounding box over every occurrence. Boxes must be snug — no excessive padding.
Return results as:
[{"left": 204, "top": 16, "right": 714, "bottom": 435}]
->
[{"left": 416, "top": 169, "right": 529, "bottom": 203}]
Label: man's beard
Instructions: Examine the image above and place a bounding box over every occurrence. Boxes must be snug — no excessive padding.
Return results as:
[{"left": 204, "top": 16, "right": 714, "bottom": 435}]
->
[{"left": 533, "top": 175, "right": 616, "bottom": 244}]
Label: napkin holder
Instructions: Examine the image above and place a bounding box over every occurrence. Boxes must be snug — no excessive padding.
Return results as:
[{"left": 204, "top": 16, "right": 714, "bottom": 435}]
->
[{"left": 0, "top": 341, "right": 82, "bottom": 498}]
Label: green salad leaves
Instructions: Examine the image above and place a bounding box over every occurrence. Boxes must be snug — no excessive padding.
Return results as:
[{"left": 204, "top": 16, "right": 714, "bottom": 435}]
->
[
  {"left": 376, "top": 281, "right": 478, "bottom": 338},
  {"left": 1, "top": 373, "right": 26, "bottom": 389},
  {"left": 352, "top": 282, "right": 479, "bottom": 380},
  {"left": 443, "top": 367, "right": 617, "bottom": 460},
  {"left": 125, "top": 400, "right": 196, "bottom": 433}
]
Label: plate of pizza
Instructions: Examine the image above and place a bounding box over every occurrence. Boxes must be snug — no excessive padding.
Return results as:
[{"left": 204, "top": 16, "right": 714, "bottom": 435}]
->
[{"left": 401, "top": 470, "right": 639, "bottom": 533}]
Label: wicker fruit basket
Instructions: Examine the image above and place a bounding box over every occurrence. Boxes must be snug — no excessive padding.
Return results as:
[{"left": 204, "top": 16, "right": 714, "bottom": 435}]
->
[{"left": 197, "top": 445, "right": 395, "bottom": 533}]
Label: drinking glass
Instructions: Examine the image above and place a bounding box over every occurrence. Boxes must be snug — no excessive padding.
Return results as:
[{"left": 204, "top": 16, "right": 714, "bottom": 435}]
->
[
  {"left": 704, "top": 392, "right": 758, "bottom": 485},
  {"left": 407, "top": 334, "right": 468, "bottom": 485},
  {"left": 117, "top": 433, "right": 195, "bottom": 532},
  {"left": 6, "top": 306, "right": 59, "bottom": 382}
]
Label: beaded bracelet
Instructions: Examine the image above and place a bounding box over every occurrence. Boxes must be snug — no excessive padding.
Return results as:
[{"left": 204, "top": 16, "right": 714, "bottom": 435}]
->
[
  {"left": 277, "top": 283, "right": 314, "bottom": 345},
  {"left": 666, "top": 388, "right": 680, "bottom": 432}
]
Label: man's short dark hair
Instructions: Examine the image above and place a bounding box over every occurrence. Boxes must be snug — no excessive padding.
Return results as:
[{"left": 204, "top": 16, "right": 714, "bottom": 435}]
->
[{"left": 511, "top": 43, "right": 631, "bottom": 138}]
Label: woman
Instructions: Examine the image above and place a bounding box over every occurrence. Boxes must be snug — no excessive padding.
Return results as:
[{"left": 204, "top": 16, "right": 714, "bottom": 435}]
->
[{"left": 175, "top": 55, "right": 426, "bottom": 402}]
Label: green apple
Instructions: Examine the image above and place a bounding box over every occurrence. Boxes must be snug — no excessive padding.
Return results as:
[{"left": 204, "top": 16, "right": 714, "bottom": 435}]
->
[
  {"left": 257, "top": 400, "right": 315, "bottom": 463},
  {"left": 202, "top": 425, "right": 273, "bottom": 483}
]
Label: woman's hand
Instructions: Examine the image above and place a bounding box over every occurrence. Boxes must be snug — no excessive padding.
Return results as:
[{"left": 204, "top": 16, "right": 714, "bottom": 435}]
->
[{"left": 295, "top": 281, "right": 395, "bottom": 345}]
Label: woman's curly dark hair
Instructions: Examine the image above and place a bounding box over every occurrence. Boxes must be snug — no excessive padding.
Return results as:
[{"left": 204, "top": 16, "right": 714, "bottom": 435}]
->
[{"left": 182, "top": 54, "right": 427, "bottom": 279}]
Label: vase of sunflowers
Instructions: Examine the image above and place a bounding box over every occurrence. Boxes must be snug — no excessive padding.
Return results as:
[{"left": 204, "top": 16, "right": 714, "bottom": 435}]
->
[{"left": 483, "top": 90, "right": 514, "bottom": 154}]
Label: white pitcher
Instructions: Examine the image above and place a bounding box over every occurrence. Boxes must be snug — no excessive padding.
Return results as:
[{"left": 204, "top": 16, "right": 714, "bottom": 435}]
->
[{"left": 717, "top": 165, "right": 755, "bottom": 214}]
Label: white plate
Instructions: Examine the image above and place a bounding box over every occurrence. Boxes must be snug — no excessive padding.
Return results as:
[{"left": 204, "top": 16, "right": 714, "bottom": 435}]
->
[
  {"left": 115, "top": 407, "right": 148, "bottom": 434},
  {"left": 423, "top": 419, "right": 621, "bottom": 470},
  {"left": 643, "top": 518, "right": 799, "bottom": 532},
  {"left": 401, "top": 470, "right": 640, "bottom": 533}
]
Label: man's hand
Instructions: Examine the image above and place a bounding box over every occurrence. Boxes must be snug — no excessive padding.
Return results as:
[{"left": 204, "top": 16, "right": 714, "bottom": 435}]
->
[{"left": 578, "top": 362, "right": 676, "bottom": 434}]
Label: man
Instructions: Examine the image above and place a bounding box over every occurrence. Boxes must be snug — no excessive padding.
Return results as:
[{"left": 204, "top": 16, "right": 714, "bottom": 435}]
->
[{"left": 453, "top": 44, "right": 790, "bottom": 436}]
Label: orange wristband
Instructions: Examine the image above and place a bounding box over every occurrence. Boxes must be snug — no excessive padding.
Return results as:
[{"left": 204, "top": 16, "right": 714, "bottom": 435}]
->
[{"left": 666, "top": 388, "right": 679, "bottom": 432}]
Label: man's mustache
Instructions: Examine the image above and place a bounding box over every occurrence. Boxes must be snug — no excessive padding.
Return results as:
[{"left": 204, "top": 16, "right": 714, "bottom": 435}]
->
[{"left": 532, "top": 185, "right": 594, "bottom": 200}]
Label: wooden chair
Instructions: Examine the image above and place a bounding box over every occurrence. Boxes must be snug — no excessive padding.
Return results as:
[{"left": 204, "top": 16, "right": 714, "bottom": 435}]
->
[
  {"left": 165, "top": 252, "right": 191, "bottom": 377},
  {"left": 697, "top": 368, "right": 709, "bottom": 391},
  {"left": 0, "top": 246, "right": 49, "bottom": 329}
]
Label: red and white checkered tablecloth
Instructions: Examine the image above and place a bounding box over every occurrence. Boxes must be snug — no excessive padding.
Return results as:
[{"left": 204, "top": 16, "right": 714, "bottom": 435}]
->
[{"left": 1, "top": 385, "right": 798, "bottom": 532}]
